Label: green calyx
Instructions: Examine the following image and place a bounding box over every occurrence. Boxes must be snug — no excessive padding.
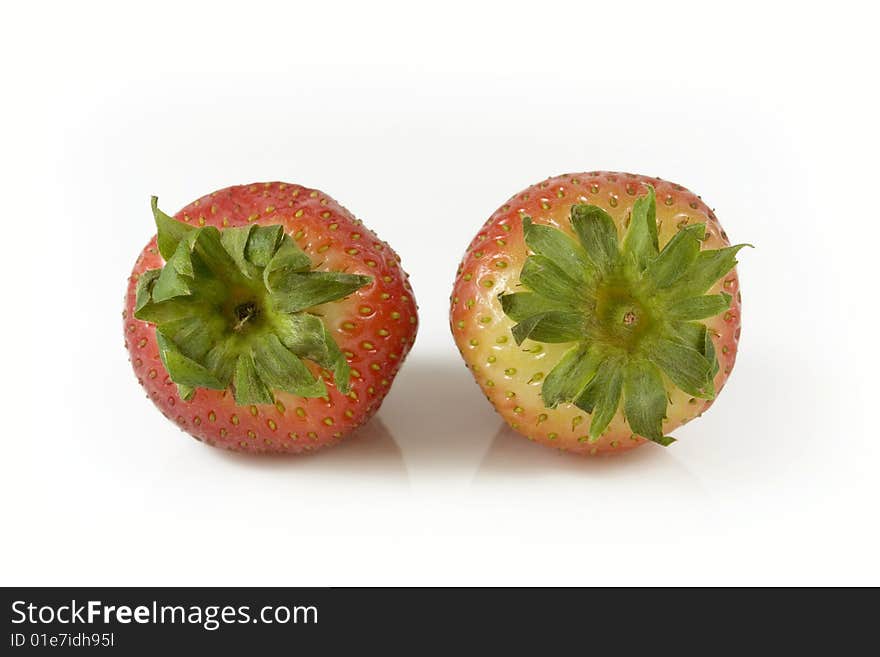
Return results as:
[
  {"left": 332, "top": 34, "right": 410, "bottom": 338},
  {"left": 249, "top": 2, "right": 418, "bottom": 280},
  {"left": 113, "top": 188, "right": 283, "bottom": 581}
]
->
[
  {"left": 135, "top": 197, "right": 371, "bottom": 405},
  {"left": 499, "top": 186, "right": 749, "bottom": 446}
]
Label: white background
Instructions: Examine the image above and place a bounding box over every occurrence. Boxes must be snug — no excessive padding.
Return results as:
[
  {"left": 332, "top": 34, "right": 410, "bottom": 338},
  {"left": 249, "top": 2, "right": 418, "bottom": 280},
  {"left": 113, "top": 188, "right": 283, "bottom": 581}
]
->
[{"left": 2, "top": 0, "right": 877, "bottom": 585}]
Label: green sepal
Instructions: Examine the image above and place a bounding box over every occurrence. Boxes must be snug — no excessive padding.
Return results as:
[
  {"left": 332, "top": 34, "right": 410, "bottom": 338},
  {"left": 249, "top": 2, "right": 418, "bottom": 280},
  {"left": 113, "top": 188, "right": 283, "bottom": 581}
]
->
[
  {"left": 646, "top": 337, "right": 714, "bottom": 399},
  {"left": 203, "top": 340, "right": 238, "bottom": 388},
  {"left": 135, "top": 197, "right": 371, "bottom": 406},
  {"left": 623, "top": 359, "right": 667, "bottom": 443},
  {"left": 319, "top": 324, "right": 352, "bottom": 395},
  {"left": 155, "top": 330, "right": 225, "bottom": 391},
  {"left": 152, "top": 196, "right": 195, "bottom": 261},
  {"left": 158, "top": 314, "right": 227, "bottom": 362},
  {"left": 704, "top": 329, "right": 720, "bottom": 377},
  {"left": 221, "top": 225, "right": 260, "bottom": 280},
  {"left": 271, "top": 272, "right": 372, "bottom": 313},
  {"left": 135, "top": 270, "right": 161, "bottom": 313},
  {"left": 151, "top": 241, "right": 194, "bottom": 302},
  {"left": 667, "top": 321, "right": 708, "bottom": 352},
  {"left": 151, "top": 265, "right": 191, "bottom": 303},
  {"left": 621, "top": 185, "right": 658, "bottom": 269},
  {"left": 522, "top": 217, "right": 595, "bottom": 283},
  {"left": 169, "top": 234, "right": 195, "bottom": 277},
  {"left": 511, "top": 312, "right": 584, "bottom": 345},
  {"left": 701, "top": 330, "right": 718, "bottom": 398},
  {"left": 273, "top": 313, "right": 351, "bottom": 394},
  {"left": 541, "top": 344, "right": 600, "bottom": 409},
  {"left": 252, "top": 334, "right": 327, "bottom": 398},
  {"left": 274, "top": 313, "right": 325, "bottom": 354},
  {"left": 190, "top": 227, "right": 241, "bottom": 289},
  {"left": 264, "top": 236, "right": 312, "bottom": 291},
  {"left": 575, "top": 356, "right": 624, "bottom": 440},
  {"left": 664, "top": 244, "right": 751, "bottom": 300},
  {"left": 570, "top": 204, "right": 620, "bottom": 273},
  {"left": 135, "top": 297, "right": 206, "bottom": 325},
  {"left": 667, "top": 321, "right": 721, "bottom": 385},
  {"left": 499, "top": 292, "right": 574, "bottom": 322},
  {"left": 667, "top": 293, "right": 732, "bottom": 321},
  {"left": 177, "top": 384, "right": 196, "bottom": 401},
  {"left": 645, "top": 223, "right": 705, "bottom": 289},
  {"left": 246, "top": 224, "right": 284, "bottom": 268},
  {"left": 232, "top": 352, "right": 275, "bottom": 405},
  {"left": 519, "top": 256, "right": 582, "bottom": 303}
]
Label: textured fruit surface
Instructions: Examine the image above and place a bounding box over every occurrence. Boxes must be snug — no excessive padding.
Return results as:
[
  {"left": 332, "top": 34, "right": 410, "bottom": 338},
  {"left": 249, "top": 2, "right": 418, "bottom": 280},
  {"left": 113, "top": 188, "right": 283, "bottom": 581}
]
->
[
  {"left": 125, "top": 182, "right": 418, "bottom": 453},
  {"left": 451, "top": 172, "right": 743, "bottom": 455}
]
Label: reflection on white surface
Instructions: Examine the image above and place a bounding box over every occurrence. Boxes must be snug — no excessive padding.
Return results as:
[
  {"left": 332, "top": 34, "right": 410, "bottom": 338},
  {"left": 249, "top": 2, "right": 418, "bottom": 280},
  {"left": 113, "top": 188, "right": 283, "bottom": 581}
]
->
[
  {"left": 475, "top": 424, "right": 707, "bottom": 497},
  {"left": 181, "top": 354, "right": 709, "bottom": 503},
  {"left": 380, "top": 357, "right": 499, "bottom": 479},
  {"left": 382, "top": 356, "right": 706, "bottom": 500},
  {"left": 205, "top": 418, "right": 409, "bottom": 484}
]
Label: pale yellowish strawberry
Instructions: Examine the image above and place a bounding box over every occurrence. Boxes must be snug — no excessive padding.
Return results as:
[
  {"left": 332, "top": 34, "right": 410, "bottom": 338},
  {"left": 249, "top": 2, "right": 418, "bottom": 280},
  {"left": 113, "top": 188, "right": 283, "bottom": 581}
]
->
[{"left": 450, "top": 172, "right": 746, "bottom": 455}]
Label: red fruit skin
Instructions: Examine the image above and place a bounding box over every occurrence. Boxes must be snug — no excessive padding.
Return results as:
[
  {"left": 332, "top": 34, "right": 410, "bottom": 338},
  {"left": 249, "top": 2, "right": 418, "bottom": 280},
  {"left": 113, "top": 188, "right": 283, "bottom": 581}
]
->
[
  {"left": 451, "top": 172, "right": 742, "bottom": 455},
  {"left": 124, "top": 182, "right": 418, "bottom": 454}
]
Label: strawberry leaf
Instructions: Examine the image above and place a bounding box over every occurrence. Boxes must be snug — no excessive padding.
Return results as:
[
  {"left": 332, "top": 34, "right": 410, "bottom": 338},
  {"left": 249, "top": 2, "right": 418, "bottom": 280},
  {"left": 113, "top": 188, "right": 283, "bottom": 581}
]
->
[
  {"left": 645, "top": 223, "right": 705, "bottom": 289},
  {"left": 232, "top": 352, "right": 275, "bottom": 405},
  {"left": 152, "top": 196, "right": 195, "bottom": 261},
  {"left": 252, "top": 334, "right": 327, "bottom": 399},
  {"left": 621, "top": 185, "right": 659, "bottom": 269},
  {"left": 646, "top": 336, "right": 714, "bottom": 399},
  {"left": 135, "top": 197, "right": 371, "bottom": 406},
  {"left": 264, "top": 236, "right": 312, "bottom": 291},
  {"left": 191, "top": 226, "right": 242, "bottom": 286},
  {"left": 203, "top": 340, "right": 239, "bottom": 388},
  {"left": 157, "top": 315, "right": 227, "bottom": 362},
  {"left": 499, "top": 292, "right": 575, "bottom": 322},
  {"left": 570, "top": 204, "right": 620, "bottom": 273},
  {"left": 221, "top": 225, "right": 261, "bottom": 280},
  {"left": 667, "top": 321, "right": 708, "bottom": 351},
  {"left": 271, "top": 272, "right": 372, "bottom": 313},
  {"left": 665, "top": 244, "right": 750, "bottom": 300},
  {"left": 705, "top": 329, "right": 720, "bottom": 377},
  {"left": 624, "top": 359, "right": 667, "bottom": 443},
  {"left": 151, "top": 257, "right": 192, "bottom": 303},
  {"left": 135, "top": 269, "right": 161, "bottom": 313},
  {"left": 575, "top": 356, "right": 624, "bottom": 440},
  {"left": 519, "top": 256, "right": 583, "bottom": 303},
  {"left": 667, "top": 293, "right": 732, "bottom": 320},
  {"left": 522, "top": 217, "right": 595, "bottom": 283},
  {"left": 541, "top": 344, "right": 600, "bottom": 408},
  {"left": 156, "top": 330, "right": 225, "bottom": 391},
  {"left": 245, "top": 224, "right": 284, "bottom": 267},
  {"left": 274, "top": 313, "right": 352, "bottom": 394},
  {"left": 511, "top": 311, "right": 584, "bottom": 345}
]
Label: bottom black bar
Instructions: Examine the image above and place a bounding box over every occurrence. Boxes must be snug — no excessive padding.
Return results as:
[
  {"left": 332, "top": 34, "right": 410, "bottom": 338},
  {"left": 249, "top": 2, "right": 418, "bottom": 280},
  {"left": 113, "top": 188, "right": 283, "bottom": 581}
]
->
[{"left": 1, "top": 587, "right": 870, "bottom": 652}]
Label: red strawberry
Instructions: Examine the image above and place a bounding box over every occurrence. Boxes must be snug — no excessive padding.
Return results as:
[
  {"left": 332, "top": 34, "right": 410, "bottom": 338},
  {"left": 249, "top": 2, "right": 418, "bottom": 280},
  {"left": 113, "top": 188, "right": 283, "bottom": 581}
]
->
[
  {"left": 451, "top": 172, "right": 746, "bottom": 455},
  {"left": 124, "top": 182, "right": 418, "bottom": 453}
]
